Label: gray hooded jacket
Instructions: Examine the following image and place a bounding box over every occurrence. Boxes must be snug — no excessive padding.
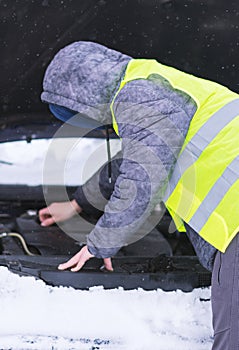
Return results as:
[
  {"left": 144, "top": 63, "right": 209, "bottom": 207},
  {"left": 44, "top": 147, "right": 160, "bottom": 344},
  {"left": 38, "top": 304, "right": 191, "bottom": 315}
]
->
[{"left": 41, "top": 41, "right": 216, "bottom": 271}]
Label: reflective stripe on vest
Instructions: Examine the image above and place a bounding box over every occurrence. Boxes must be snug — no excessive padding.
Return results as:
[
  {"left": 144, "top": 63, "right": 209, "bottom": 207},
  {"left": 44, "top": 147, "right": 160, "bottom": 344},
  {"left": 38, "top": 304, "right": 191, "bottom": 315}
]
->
[{"left": 110, "top": 59, "right": 239, "bottom": 252}]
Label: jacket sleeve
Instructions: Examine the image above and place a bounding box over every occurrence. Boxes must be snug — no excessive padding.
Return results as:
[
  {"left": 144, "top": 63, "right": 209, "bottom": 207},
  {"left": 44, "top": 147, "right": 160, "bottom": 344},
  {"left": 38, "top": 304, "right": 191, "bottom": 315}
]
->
[
  {"left": 87, "top": 79, "right": 196, "bottom": 258},
  {"left": 73, "top": 152, "right": 123, "bottom": 218}
]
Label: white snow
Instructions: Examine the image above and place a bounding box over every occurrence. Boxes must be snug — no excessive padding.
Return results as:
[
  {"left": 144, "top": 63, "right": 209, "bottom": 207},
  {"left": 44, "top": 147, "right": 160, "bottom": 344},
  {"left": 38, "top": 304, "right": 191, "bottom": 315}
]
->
[
  {"left": 0, "top": 267, "right": 213, "bottom": 350},
  {"left": 0, "top": 139, "right": 213, "bottom": 349},
  {"left": 0, "top": 138, "right": 121, "bottom": 186}
]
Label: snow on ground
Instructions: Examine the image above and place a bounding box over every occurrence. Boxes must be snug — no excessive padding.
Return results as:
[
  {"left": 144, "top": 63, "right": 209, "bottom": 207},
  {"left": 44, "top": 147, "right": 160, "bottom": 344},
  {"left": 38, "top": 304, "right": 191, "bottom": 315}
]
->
[{"left": 0, "top": 267, "right": 213, "bottom": 350}]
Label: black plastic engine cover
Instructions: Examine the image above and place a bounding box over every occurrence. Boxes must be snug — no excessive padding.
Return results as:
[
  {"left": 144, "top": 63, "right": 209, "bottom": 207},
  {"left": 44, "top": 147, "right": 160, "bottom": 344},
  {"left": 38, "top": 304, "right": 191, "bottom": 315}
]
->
[{"left": 0, "top": 255, "right": 211, "bottom": 292}]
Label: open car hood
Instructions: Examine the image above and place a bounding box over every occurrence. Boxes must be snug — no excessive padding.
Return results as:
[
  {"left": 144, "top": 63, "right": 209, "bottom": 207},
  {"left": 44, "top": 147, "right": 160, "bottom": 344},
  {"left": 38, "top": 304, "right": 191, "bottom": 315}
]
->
[
  {"left": 0, "top": 112, "right": 116, "bottom": 143},
  {"left": 1, "top": 0, "right": 239, "bottom": 142}
]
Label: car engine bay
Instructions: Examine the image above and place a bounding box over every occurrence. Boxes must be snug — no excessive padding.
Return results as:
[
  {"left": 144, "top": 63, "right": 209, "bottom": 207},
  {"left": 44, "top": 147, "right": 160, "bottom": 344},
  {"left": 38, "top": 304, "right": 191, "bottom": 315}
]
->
[{"left": 0, "top": 184, "right": 211, "bottom": 291}]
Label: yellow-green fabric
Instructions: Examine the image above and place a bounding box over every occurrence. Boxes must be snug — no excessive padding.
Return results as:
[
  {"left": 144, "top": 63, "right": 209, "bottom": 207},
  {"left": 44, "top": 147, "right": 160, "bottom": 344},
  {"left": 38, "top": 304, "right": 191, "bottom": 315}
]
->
[{"left": 111, "top": 58, "right": 239, "bottom": 252}]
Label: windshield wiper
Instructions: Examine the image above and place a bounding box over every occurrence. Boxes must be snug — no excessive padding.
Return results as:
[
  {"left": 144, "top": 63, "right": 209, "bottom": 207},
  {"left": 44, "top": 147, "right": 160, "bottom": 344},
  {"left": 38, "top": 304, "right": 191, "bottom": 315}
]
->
[{"left": 0, "top": 160, "right": 14, "bottom": 166}]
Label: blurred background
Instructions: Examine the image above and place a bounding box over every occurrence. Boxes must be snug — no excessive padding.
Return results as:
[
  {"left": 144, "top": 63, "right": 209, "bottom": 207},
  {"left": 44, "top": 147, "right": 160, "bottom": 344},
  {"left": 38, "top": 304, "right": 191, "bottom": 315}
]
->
[
  {"left": 1, "top": 0, "right": 238, "bottom": 185},
  {"left": 1, "top": 0, "right": 239, "bottom": 116}
]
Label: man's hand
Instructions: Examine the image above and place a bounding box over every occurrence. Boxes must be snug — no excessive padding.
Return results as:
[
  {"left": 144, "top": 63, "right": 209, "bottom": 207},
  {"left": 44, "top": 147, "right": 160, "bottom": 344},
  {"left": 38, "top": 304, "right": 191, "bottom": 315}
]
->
[
  {"left": 39, "top": 199, "right": 82, "bottom": 226},
  {"left": 58, "top": 245, "right": 113, "bottom": 272}
]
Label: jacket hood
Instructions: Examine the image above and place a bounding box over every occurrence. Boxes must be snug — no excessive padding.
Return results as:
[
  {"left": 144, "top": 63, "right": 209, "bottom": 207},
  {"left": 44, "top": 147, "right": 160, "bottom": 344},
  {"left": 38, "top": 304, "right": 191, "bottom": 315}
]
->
[{"left": 41, "top": 41, "right": 131, "bottom": 124}]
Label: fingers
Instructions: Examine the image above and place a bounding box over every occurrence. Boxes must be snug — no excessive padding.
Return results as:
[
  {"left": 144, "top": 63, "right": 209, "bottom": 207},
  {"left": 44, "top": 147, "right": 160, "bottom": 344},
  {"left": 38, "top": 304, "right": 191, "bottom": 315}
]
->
[
  {"left": 58, "top": 251, "right": 81, "bottom": 270},
  {"left": 38, "top": 207, "right": 51, "bottom": 223},
  {"left": 38, "top": 201, "right": 81, "bottom": 227},
  {"left": 58, "top": 247, "right": 114, "bottom": 273},
  {"left": 58, "top": 246, "right": 94, "bottom": 272},
  {"left": 41, "top": 217, "right": 55, "bottom": 227},
  {"left": 71, "top": 260, "right": 86, "bottom": 272},
  {"left": 39, "top": 207, "right": 55, "bottom": 226},
  {"left": 104, "top": 258, "right": 113, "bottom": 271}
]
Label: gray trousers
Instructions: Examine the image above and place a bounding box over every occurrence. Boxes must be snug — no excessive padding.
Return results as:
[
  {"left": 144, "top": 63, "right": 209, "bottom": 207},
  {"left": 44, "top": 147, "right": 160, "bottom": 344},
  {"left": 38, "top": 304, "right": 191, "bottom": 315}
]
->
[{"left": 212, "top": 233, "right": 239, "bottom": 350}]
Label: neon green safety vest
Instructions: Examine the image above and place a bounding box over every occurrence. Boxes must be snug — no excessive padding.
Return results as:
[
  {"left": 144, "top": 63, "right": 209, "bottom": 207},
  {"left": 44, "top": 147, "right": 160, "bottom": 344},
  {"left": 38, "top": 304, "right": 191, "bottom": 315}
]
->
[{"left": 110, "top": 59, "right": 239, "bottom": 252}]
